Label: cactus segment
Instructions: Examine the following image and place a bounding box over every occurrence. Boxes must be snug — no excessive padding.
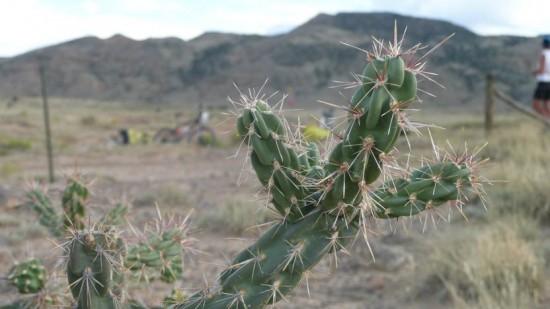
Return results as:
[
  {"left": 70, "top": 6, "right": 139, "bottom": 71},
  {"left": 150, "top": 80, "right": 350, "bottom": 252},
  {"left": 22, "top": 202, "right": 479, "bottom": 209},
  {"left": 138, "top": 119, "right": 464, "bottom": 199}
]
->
[
  {"left": 62, "top": 177, "right": 89, "bottom": 230},
  {"left": 252, "top": 109, "right": 270, "bottom": 139},
  {"left": 365, "top": 87, "right": 390, "bottom": 129},
  {"left": 242, "top": 109, "right": 254, "bottom": 128},
  {"left": 350, "top": 86, "right": 368, "bottom": 109},
  {"left": 391, "top": 70, "right": 417, "bottom": 103},
  {"left": 254, "top": 99, "right": 270, "bottom": 112},
  {"left": 306, "top": 142, "right": 320, "bottom": 167},
  {"left": 387, "top": 56, "right": 405, "bottom": 88},
  {"left": 361, "top": 58, "right": 387, "bottom": 94},
  {"left": 262, "top": 112, "right": 286, "bottom": 137},
  {"left": 236, "top": 116, "right": 248, "bottom": 139}
]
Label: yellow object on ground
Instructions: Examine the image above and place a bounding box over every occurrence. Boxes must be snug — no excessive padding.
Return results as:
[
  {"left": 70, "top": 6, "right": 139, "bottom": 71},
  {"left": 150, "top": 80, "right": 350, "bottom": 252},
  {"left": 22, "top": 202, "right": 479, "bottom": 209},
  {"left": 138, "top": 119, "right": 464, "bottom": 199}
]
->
[
  {"left": 302, "top": 124, "right": 330, "bottom": 142},
  {"left": 127, "top": 129, "right": 151, "bottom": 145}
]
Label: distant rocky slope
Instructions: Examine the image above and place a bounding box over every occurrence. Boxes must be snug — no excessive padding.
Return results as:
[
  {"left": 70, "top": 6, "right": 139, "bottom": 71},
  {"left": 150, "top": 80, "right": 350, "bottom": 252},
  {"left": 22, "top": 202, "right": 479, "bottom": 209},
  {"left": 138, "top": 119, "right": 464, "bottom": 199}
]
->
[{"left": 0, "top": 12, "right": 541, "bottom": 108}]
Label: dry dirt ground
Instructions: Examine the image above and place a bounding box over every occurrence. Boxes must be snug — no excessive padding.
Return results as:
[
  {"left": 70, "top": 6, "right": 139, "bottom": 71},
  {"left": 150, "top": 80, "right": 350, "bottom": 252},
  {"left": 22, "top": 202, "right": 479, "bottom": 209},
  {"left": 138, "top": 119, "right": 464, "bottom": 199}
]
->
[{"left": 0, "top": 99, "right": 547, "bottom": 308}]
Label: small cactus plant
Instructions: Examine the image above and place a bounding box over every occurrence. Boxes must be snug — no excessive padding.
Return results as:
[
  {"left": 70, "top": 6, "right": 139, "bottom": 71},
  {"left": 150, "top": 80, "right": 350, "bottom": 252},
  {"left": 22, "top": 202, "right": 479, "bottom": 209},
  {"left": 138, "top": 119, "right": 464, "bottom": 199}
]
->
[
  {"left": 174, "top": 30, "right": 485, "bottom": 308},
  {"left": 7, "top": 258, "right": 46, "bottom": 294}
]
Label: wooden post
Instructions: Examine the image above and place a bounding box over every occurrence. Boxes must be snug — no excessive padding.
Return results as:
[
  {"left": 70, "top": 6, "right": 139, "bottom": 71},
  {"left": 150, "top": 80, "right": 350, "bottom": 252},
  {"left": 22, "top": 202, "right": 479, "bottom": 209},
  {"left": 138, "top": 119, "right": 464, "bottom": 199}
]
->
[
  {"left": 485, "top": 74, "right": 494, "bottom": 135},
  {"left": 39, "top": 62, "right": 55, "bottom": 183}
]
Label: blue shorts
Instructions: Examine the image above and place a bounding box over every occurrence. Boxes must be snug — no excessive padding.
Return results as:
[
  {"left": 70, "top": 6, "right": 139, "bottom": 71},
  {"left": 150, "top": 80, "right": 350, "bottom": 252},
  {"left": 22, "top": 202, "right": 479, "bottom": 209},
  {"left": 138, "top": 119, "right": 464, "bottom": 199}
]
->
[{"left": 534, "top": 82, "right": 550, "bottom": 100}]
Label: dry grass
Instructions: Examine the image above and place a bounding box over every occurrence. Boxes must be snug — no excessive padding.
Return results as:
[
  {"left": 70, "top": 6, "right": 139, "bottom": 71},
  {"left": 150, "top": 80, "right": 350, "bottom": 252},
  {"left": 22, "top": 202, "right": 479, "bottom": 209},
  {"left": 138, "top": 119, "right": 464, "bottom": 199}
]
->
[
  {"left": 196, "top": 196, "right": 271, "bottom": 235},
  {"left": 482, "top": 121, "right": 550, "bottom": 222},
  {"left": 416, "top": 215, "right": 544, "bottom": 309},
  {"left": 133, "top": 184, "right": 190, "bottom": 208}
]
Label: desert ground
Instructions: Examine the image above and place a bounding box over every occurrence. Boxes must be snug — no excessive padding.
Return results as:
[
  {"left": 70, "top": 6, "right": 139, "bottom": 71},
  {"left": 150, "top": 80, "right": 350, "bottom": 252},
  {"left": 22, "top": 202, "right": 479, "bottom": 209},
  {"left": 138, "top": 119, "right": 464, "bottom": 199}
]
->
[{"left": 0, "top": 97, "right": 549, "bottom": 308}]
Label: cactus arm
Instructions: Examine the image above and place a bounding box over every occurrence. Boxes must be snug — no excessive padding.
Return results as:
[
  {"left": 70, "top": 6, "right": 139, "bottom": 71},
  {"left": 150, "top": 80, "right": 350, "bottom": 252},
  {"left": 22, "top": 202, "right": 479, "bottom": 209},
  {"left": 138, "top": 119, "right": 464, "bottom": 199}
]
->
[{"left": 25, "top": 188, "right": 64, "bottom": 237}]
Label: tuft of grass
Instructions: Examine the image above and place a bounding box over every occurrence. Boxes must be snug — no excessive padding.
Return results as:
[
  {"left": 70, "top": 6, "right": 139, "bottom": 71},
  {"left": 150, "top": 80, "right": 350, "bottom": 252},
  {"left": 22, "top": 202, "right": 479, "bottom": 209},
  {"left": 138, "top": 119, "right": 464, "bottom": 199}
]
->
[
  {"left": 0, "top": 161, "right": 21, "bottom": 178},
  {"left": 0, "top": 135, "right": 32, "bottom": 156},
  {"left": 415, "top": 215, "right": 543, "bottom": 309},
  {"left": 197, "top": 196, "right": 271, "bottom": 235},
  {"left": 133, "top": 185, "right": 190, "bottom": 208},
  {"left": 80, "top": 115, "right": 97, "bottom": 126}
]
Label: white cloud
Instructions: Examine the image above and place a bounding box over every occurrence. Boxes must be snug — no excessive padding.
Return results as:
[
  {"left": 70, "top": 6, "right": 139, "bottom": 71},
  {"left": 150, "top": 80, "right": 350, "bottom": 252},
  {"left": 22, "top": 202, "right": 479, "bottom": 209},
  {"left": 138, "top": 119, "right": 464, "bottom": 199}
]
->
[{"left": 81, "top": 1, "right": 99, "bottom": 14}]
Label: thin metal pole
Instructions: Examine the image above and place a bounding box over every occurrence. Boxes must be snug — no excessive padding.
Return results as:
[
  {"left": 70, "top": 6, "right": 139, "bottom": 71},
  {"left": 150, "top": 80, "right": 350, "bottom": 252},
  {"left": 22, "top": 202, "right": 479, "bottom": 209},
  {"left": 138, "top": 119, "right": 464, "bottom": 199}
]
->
[
  {"left": 39, "top": 63, "right": 55, "bottom": 183},
  {"left": 485, "top": 74, "right": 494, "bottom": 135}
]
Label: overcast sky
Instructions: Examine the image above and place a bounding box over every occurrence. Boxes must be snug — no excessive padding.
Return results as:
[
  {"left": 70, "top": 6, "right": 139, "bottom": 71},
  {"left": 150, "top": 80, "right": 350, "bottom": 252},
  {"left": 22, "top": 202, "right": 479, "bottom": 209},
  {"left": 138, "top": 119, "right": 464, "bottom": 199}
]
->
[{"left": 1, "top": 0, "right": 549, "bottom": 57}]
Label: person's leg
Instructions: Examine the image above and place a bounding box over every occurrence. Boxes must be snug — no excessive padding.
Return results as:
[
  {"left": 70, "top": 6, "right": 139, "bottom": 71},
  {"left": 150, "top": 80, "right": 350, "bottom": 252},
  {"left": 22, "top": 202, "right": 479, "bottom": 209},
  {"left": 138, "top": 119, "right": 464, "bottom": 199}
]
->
[
  {"left": 533, "top": 99, "right": 545, "bottom": 116},
  {"left": 544, "top": 83, "right": 550, "bottom": 118},
  {"left": 534, "top": 82, "right": 546, "bottom": 116},
  {"left": 544, "top": 99, "right": 550, "bottom": 118}
]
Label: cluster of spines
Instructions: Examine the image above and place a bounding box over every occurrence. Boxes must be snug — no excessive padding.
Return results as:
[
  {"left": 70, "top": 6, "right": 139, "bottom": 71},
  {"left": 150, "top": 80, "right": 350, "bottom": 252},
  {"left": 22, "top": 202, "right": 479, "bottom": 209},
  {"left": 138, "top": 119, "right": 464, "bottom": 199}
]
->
[{"left": 175, "top": 33, "right": 485, "bottom": 309}]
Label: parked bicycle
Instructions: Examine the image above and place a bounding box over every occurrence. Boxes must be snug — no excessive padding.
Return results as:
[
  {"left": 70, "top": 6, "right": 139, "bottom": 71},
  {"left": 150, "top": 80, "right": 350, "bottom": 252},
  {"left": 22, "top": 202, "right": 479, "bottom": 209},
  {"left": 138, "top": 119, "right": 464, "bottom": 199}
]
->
[{"left": 153, "top": 103, "right": 217, "bottom": 147}]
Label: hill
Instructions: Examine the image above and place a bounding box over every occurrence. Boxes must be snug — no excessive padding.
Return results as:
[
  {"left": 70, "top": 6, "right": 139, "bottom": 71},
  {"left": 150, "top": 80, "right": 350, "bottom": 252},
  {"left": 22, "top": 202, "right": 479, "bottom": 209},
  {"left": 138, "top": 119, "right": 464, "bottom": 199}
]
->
[{"left": 0, "top": 12, "right": 541, "bottom": 108}]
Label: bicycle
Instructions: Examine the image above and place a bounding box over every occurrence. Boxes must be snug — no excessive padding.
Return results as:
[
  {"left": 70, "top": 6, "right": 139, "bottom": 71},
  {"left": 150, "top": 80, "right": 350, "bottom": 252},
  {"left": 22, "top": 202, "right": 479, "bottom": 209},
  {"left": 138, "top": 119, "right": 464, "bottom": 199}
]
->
[{"left": 153, "top": 103, "right": 217, "bottom": 147}]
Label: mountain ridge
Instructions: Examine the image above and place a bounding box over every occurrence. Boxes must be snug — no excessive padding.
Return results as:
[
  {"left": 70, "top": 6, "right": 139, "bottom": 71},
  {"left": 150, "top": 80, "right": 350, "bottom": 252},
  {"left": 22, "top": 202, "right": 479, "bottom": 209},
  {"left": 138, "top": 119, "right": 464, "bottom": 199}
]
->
[{"left": 0, "top": 12, "right": 540, "bottom": 108}]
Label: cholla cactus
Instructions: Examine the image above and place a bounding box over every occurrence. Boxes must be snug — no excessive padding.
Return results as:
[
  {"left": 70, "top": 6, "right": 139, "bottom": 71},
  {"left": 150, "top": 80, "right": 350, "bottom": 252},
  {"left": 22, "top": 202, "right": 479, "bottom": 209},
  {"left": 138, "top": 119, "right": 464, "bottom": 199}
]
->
[
  {"left": 5, "top": 28, "right": 487, "bottom": 309},
  {"left": 175, "top": 30, "right": 486, "bottom": 308}
]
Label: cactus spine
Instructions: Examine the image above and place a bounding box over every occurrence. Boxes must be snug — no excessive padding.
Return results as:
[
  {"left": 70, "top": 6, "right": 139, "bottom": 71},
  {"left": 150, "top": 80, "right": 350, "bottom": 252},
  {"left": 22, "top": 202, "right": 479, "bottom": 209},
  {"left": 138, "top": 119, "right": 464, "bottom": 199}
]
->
[{"left": 175, "top": 32, "right": 483, "bottom": 308}]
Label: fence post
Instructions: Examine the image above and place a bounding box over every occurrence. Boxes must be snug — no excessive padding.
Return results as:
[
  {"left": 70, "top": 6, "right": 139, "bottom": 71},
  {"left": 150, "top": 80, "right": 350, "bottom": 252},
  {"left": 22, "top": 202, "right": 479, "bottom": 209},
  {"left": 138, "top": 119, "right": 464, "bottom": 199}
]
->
[
  {"left": 39, "top": 62, "right": 55, "bottom": 183},
  {"left": 485, "top": 74, "right": 494, "bottom": 135}
]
